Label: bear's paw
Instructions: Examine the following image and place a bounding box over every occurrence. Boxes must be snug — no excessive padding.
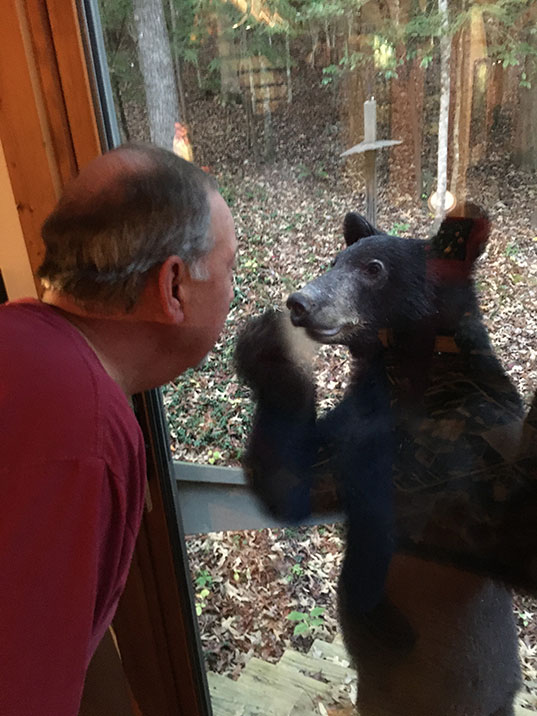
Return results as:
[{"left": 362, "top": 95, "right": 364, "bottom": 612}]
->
[{"left": 234, "top": 309, "right": 316, "bottom": 412}]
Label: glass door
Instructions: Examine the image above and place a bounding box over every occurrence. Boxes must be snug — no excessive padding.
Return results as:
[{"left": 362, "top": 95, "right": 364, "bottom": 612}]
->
[{"left": 83, "top": 0, "right": 537, "bottom": 713}]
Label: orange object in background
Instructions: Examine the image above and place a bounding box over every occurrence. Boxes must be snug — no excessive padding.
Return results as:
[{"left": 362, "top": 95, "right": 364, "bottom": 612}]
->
[{"left": 172, "top": 122, "right": 194, "bottom": 162}]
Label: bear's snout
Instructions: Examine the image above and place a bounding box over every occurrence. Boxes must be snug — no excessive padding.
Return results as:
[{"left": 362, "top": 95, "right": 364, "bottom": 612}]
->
[{"left": 287, "top": 292, "right": 313, "bottom": 326}]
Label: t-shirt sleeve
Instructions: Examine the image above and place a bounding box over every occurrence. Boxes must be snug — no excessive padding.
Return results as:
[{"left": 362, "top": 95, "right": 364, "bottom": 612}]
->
[{"left": 0, "top": 457, "right": 134, "bottom": 716}]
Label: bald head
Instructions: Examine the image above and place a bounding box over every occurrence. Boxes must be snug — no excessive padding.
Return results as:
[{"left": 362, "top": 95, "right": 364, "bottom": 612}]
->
[
  {"left": 59, "top": 146, "right": 155, "bottom": 213},
  {"left": 38, "top": 143, "right": 218, "bottom": 310}
]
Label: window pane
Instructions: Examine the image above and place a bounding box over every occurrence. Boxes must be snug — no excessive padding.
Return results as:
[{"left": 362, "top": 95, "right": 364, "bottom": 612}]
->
[{"left": 96, "top": 0, "right": 537, "bottom": 712}]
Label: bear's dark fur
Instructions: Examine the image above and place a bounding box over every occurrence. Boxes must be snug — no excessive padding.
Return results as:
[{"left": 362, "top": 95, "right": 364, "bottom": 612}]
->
[{"left": 235, "top": 206, "right": 536, "bottom": 714}]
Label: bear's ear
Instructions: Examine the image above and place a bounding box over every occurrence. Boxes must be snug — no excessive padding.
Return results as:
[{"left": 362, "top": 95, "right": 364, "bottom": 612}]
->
[
  {"left": 343, "top": 212, "right": 383, "bottom": 247},
  {"left": 430, "top": 202, "right": 490, "bottom": 265}
]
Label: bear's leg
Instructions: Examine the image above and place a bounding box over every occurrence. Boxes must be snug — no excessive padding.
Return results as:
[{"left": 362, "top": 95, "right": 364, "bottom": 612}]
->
[
  {"left": 235, "top": 310, "right": 319, "bottom": 522},
  {"left": 243, "top": 403, "right": 318, "bottom": 522},
  {"left": 324, "top": 360, "right": 416, "bottom": 649},
  {"left": 347, "top": 555, "right": 520, "bottom": 716}
]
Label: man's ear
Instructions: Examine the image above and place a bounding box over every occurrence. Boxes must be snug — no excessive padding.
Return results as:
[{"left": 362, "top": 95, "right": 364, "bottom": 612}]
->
[{"left": 157, "top": 256, "right": 186, "bottom": 324}]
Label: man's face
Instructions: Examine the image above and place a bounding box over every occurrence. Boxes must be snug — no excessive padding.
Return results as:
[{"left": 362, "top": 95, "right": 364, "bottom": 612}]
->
[{"left": 180, "top": 190, "right": 237, "bottom": 365}]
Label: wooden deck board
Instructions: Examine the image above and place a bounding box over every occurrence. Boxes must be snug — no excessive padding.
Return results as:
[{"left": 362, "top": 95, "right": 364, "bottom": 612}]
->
[
  {"left": 280, "top": 648, "right": 355, "bottom": 684},
  {"left": 243, "top": 657, "right": 331, "bottom": 699},
  {"left": 208, "top": 633, "right": 358, "bottom": 716},
  {"left": 308, "top": 638, "right": 353, "bottom": 668},
  {"left": 208, "top": 637, "right": 537, "bottom": 716},
  {"left": 208, "top": 671, "right": 301, "bottom": 716},
  {"left": 237, "top": 671, "right": 313, "bottom": 715}
]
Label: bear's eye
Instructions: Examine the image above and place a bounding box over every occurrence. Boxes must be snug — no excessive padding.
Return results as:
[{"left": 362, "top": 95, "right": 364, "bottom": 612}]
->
[{"left": 364, "top": 259, "right": 385, "bottom": 278}]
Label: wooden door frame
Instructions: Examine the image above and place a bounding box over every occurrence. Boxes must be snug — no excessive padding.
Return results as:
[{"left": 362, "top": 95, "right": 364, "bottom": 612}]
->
[{"left": 0, "top": 2, "right": 209, "bottom": 713}]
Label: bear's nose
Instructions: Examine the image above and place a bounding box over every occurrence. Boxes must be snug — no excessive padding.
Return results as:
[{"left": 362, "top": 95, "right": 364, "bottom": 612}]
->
[{"left": 287, "top": 292, "right": 313, "bottom": 326}]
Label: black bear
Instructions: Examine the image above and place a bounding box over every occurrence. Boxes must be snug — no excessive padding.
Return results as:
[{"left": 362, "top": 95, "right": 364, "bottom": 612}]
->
[{"left": 235, "top": 206, "right": 536, "bottom": 715}]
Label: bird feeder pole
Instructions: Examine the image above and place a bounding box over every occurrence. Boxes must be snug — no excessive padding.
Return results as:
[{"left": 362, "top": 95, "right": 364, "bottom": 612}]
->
[
  {"left": 363, "top": 99, "right": 377, "bottom": 226},
  {"left": 341, "top": 98, "right": 402, "bottom": 227}
]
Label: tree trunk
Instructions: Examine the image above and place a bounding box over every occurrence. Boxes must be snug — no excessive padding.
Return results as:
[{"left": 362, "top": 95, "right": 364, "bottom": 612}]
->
[
  {"left": 485, "top": 58, "right": 505, "bottom": 146},
  {"left": 451, "top": 25, "right": 471, "bottom": 202},
  {"left": 308, "top": 24, "right": 319, "bottom": 68},
  {"left": 484, "top": 16, "right": 505, "bottom": 152},
  {"left": 345, "top": 17, "right": 366, "bottom": 149},
  {"left": 248, "top": 55, "right": 275, "bottom": 162},
  {"left": 248, "top": 57, "right": 256, "bottom": 116},
  {"left": 390, "top": 57, "right": 424, "bottom": 202},
  {"left": 133, "top": 0, "right": 180, "bottom": 149},
  {"left": 386, "top": 0, "right": 424, "bottom": 202},
  {"left": 468, "top": 11, "right": 487, "bottom": 165},
  {"left": 434, "top": 0, "right": 451, "bottom": 230},
  {"left": 449, "top": 6, "right": 487, "bottom": 203},
  {"left": 450, "top": 29, "right": 464, "bottom": 195},
  {"left": 513, "top": 58, "right": 537, "bottom": 170},
  {"left": 262, "top": 82, "right": 274, "bottom": 161},
  {"left": 111, "top": 74, "right": 130, "bottom": 142},
  {"left": 216, "top": 7, "right": 240, "bottom": 100},
  {"left": 324, "top": 18, "right": 331, "bottom": 65},
  {"left": 239, "top": 29, "right": 259, "bottom": 162},
  {"left": 168, "top": 0, "right": 188, "bottom": 123},
  {"left": 410, "top": 61, "right": 424, "bottom": 200},
  {"left": 513, "top": 3, "right": 537, "bottom": 170},
  {"left": 285, "top": 33, "right": 292, "bottom": 105},
  {"left": 343, "top": 9, "right": 376, "bottom": 191}
]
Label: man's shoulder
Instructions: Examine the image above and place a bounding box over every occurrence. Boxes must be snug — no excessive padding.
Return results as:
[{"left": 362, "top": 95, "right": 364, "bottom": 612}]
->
[
  {"left": 1, "top": 300, "right": 142, "bottom": 466},
  {"left": 1, "top": 299, "right": 90, "bottom": 365}
]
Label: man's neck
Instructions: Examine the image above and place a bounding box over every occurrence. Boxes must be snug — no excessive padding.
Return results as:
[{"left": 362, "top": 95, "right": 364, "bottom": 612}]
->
[{"left": 42, "top": 292, "right": 167, "bottom": 395}]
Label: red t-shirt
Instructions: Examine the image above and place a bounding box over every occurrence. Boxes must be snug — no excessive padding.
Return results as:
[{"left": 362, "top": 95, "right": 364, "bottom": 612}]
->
[{"left": 0, "top": 299, "right": 146, "bottom": 715}]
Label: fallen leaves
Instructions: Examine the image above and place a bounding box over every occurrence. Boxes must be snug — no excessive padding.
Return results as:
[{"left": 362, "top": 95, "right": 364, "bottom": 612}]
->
[{"left": 187, "top": 525, "right": 343, "bottom": 675}]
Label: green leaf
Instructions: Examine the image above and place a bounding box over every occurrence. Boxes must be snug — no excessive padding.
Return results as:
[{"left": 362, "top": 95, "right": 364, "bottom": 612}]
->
[
  {"left": 287, "top": 611, "right": 307, "bottom": 621},
  {"left": 310, "top": 607, "right": 326, "bottom": 618},
  {"left": 293, "top": 622, "right": 310, "bottom": 636},
  {"left": 420, "top": 54, "right": 433, "bottom": 69}
]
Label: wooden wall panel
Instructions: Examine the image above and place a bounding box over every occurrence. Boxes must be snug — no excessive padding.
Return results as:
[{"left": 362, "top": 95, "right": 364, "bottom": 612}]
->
[
  {"left": 0, "top": 139, "right": 37, "bottom": 300},
  {"left": 0, "top": 0, "right": 101, "bottom": 288},
  {"left": 45, "top": 0, "right": 101, "bottom": 169},
  {"left": 25, "top": 0, "right": 78, "bottom": 187},
  {"left": 0, "top": 1, "right": 61, "bottom": 283}
]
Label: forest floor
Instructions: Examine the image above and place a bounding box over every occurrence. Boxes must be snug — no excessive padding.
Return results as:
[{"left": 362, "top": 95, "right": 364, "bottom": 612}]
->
[{"left": 127, "top": 66, "right": 537, "bottom": 708}]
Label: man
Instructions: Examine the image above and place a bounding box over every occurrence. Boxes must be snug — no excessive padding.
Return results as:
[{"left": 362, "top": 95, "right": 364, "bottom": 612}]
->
[{"left": 0, "top": 143, "right": 237, "bottom": 715}]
